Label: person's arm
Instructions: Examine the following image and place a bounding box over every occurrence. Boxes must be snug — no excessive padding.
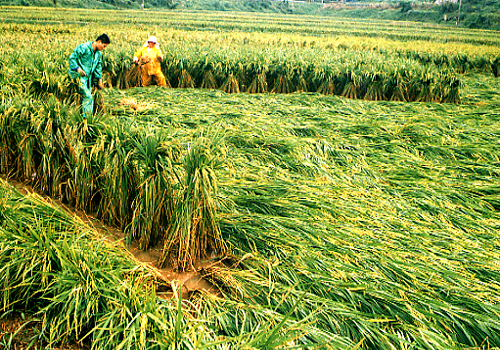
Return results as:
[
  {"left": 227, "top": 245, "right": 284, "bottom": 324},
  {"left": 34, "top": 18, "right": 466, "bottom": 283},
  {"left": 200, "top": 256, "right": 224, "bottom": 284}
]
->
[
  {"left": 94, "top": 55, "right": 102, "bottom": 80},
  {"left": 157, "top": 48, "right": 163, "bottom": 62},
  {"left": 94, "top": 55, "right": 104, "bottom": 89},
  {"left": 68, "top": 44, "right": 86, "bottom": 76},
  {"left": 133, "top": 47, "right": 143, "bottom": 64}
]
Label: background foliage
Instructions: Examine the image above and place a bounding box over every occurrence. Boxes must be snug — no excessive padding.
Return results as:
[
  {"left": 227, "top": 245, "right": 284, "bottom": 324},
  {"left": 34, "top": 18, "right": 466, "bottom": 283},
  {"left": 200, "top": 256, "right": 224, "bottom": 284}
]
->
[{"left": 1, "top": 0, "right": 500, "bottom": 30}]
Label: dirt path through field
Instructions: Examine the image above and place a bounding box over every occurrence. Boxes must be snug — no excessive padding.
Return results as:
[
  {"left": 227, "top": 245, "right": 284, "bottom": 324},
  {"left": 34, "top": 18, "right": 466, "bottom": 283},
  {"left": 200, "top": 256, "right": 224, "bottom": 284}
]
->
[
  {"left": 0, "top": 312, "right": 87, "bottom": 350},
  {"left": 3, "top": 177, "right": 221, "bottom": 299}
]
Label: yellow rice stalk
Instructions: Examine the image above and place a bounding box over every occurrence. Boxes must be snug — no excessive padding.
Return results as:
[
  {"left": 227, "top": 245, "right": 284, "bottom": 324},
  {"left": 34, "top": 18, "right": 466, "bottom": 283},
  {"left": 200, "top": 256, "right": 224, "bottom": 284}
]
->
[
  {"left": 178, "top": 70, "right": 195, "bottom": 89},
  {"left": 220, "top": 74, "right": 240, "bottom": 94},
  {"left": 201, "top": 71, "right": 218, "bottom": 90},
  {"left": 271, "top": 75, "right": 294, "bottom": 94},
  {"left": 248, "top": 73, "right": 268, "bottom": 93},
  {"left": 124, "top": 64, "right": 142, "bottom": 88}
]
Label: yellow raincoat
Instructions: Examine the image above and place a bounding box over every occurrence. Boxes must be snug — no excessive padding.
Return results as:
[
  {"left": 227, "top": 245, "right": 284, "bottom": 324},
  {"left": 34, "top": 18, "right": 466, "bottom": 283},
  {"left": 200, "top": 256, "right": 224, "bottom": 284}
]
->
[{"left": 134, "top": 45, "right": 167, "bottom": 87}]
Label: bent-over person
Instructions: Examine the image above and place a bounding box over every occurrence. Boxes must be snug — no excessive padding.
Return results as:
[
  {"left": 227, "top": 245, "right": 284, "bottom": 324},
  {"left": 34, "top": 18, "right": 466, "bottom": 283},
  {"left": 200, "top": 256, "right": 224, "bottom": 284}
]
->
[{"left": 133, "top": 36, "right": 167, "bottom": 87}]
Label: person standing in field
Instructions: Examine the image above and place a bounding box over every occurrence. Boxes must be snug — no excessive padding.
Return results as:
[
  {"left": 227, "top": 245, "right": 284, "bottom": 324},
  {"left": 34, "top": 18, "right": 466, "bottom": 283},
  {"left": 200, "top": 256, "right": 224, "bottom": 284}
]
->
[
  {"left": 68, "top": 34, "right": 110, "bottom": 121},
  {"left": 133, "top": 36, "right": 167, "bottom": 87}
]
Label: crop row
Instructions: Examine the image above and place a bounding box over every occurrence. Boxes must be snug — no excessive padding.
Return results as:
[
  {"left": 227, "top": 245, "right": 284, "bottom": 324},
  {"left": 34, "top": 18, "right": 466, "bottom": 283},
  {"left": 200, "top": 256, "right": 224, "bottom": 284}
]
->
[
  {"left": 3, "top": 5, "right": 500, "bottom": 46},
  {"left": 100, "top": 44, "right": 460, "bottom": 102},
  {"left": 0, "top": 32, "right": 465, "bottom": 103},
  {"left": 0, "top": 93, "right": 227, "bottom": 271},
  {"left": 1, "top": 180, "right": 318, "bottom": 349}
]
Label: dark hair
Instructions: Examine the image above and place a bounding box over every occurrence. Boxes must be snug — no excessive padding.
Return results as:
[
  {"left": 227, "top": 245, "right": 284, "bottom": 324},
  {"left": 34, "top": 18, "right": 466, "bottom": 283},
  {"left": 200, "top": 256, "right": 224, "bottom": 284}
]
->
[{"left": 96, "top": 34, "right": 110, "bottom": 44}]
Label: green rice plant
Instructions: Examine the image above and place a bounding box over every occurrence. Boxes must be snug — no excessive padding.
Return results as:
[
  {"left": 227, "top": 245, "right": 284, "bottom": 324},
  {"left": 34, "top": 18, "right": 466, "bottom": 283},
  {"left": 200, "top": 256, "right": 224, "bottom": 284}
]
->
[
  {"left": 159, "top": 135, "right": 228, "bottom": 271},
  {"left": 95, "top": 124, "right": 138, "bottom": 230},
  {"left": 126, "top": 131, "right": 179, "bottom": 250},
  {"left": 363, "top": 72, "right": 385, "bottom": 101},
  {"left": 2, "top": 9, "right": 500, "bottom": 350},
  {"left": 0, "top": 180, "right": 253, "bottom": 349},
  {"left": 0, "top": 185, "right": 139, "bottom": 349}
]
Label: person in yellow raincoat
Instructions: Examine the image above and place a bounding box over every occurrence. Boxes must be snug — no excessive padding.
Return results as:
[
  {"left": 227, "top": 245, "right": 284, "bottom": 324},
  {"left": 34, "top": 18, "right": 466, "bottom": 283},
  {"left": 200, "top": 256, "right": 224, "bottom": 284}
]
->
[{"left": 133, "top": 36, "right": 167, "bottom": 87}]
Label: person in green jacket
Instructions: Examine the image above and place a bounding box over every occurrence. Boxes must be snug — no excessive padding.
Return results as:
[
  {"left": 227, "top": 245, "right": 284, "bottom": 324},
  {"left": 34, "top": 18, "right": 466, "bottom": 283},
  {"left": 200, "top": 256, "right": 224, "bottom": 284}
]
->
[{"left": 68, "top": 34, "right": 110, "bottom": 121}]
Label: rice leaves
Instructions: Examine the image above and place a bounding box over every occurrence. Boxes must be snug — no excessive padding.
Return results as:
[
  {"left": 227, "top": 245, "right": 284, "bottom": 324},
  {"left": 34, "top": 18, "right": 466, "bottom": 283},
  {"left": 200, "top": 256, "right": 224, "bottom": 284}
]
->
[
  {"left": 159, "top": 136, "right": 227, "bottom": 271},
  {"left": 1, "top": 7, "right": 500, "bottom": 350}
]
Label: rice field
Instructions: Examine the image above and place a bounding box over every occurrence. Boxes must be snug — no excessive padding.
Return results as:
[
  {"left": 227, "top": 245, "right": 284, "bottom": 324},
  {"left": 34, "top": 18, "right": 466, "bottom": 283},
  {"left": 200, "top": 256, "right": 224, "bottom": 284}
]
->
[{"left": 1, "top": 5, "right": 500, "bottom": 350}]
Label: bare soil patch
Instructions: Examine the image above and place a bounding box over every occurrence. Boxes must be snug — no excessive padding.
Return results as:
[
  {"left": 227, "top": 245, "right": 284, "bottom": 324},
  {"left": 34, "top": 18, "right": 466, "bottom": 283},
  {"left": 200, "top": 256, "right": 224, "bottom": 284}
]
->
[{"left": 0, "top": 312, "right": 86, "bottom": 350}]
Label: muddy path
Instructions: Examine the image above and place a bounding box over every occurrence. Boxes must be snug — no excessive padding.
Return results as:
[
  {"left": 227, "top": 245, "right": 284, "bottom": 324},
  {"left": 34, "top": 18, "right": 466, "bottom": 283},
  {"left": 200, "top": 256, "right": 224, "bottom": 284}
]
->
[{"left": 2, "top": 176, "right": 223, "bottom": 299}]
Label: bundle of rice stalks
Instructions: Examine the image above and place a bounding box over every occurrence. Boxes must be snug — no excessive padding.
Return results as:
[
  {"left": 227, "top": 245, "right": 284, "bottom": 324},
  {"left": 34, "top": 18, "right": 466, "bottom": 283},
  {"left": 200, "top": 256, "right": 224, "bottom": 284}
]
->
[
  {"left": 101, "top": 71, "right": 114, "bottom": 88},
  {"left": 295, "top": 74, "right": 308, "bottom": 92},
  {"left": 438, "top": 74, "right": 462, "bottom": 103},
  {"left": 271, "top": 75, "right": 294, "bottom": 94},
  {"left": 247, "top": 72, "right": 268, "bottom": 93},
  {"left": 127, "top": 133, "right": 179, "bottom": 250},
  {"left": 66, "top": 141, "right": 99, "bottom": 212},
  {"left": 413, "top": 72, "right": 435, "bottom": 102},
  {"left": 221, "top": 74, "right": 240, "bottom": 94},
  {"left": 0, "top": 97, "right": 31, "bottom": 175},
  {"left": 363, "top": 72, "right": 385, "bottom": 101},
  {"left": 159, "top": 137, "right": 227, "bottom": 271},
  {"left": 27, "top": 99, "right": 76, "bottom": 198},
  {"left": 200, "top": 70, "right": 218, "bottom": 90},
  {"left": 387, "top": 72, "right": 408, "bottom": 102},
  {"left": 341, "top": 72, "right": 360, "bottom": 99},
  {"left": 96, "top": 124, "right": 138, "bottom": 229},
  {"left": 119, "top": 97, "right": 153, "bottom": 112},
  {"left": 28, "top": 72, "right": 80, "bottom": 103},
  {"left": 178, "top": 69, "right": 195, "bottom": 89},
  {"left": 317, "top": 79, "right": 335, "bottom": 95},
  {"left": 124, "top": 64, "right": 142, "bottom": 88},
  {"left": 93, "top": 89, "right": 106, "bottom": 115}
]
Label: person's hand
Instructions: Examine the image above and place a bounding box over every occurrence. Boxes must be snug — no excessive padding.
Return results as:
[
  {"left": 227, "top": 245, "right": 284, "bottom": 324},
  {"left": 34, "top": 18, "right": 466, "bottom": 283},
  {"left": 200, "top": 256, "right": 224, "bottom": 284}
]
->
[
  {"left": 97, "top": 79, "right": 104, "bottom": 89},
  {"left": 77, "top": 67, "right": 86, "bottom": 77},
  {"left": 158, "top": 56, "right": 163, "bottom": 62},
  {"left": 133, "top": 56, "right": 139, "bottom": 65}
]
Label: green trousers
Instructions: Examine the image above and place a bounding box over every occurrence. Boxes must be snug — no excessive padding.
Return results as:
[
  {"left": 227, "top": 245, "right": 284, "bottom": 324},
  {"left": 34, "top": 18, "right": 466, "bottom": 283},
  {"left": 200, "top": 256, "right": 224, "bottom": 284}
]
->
[
  {"left": 70, "top": 72, "right": 93, "bottom": 119},
  {"left": 79, "top": 76, "right": 93, "bottom": 119}
]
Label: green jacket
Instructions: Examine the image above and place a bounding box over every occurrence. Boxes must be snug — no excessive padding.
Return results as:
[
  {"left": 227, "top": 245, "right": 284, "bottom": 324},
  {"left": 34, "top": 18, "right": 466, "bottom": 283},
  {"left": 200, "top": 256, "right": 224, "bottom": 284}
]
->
[{"left": 68, "top": 41, "right": 103, "bottom": 83}]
